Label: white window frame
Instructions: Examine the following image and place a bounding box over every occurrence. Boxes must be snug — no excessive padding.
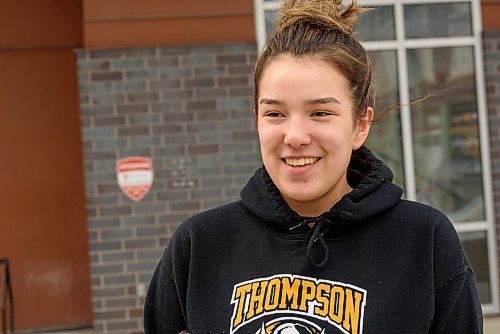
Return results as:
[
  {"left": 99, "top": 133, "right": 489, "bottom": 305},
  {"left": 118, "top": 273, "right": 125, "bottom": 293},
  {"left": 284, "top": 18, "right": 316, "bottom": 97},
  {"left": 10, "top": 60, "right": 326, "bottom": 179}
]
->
[{"left": 254, "top": 0, "right": 499, "bottom": 313}]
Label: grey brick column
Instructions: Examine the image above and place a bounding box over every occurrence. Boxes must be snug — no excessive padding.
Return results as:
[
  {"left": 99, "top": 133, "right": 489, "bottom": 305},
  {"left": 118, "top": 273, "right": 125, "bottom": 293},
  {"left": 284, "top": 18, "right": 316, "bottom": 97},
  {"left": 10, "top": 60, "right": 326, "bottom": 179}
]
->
[
  {"left": 76, "top": 43, "right": 261, "bottom": 333},
  {"left": 484, "top": 29, "right": 500, "bottom": 310}
]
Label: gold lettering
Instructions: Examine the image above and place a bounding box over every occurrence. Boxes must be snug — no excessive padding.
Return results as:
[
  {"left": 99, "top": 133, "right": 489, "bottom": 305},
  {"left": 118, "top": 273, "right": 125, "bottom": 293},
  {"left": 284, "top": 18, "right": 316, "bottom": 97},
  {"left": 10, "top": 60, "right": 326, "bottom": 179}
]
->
[
  {"left": 329, "top": 286, "right": 345, "bottom": 324},
  {"left": 232, "top": 284, "right": 252, "bottom": 328},
  {"left": 278, "top": 277, "right": 301, "bottom": 310},
  {"left": 343, "top": 289, "right": 363, "bottom": 334},
  {"left": 314, "top": 283, "right": 330, "bottom": 317},
  {"left": 246, "top": 281, "right": 269, "bottom": 319},
  {"left": 299, "top": 279, "right": 316, "bottom": 312},
  {"left": 264, "top": 278, "right": 281, "bottom": 311}
]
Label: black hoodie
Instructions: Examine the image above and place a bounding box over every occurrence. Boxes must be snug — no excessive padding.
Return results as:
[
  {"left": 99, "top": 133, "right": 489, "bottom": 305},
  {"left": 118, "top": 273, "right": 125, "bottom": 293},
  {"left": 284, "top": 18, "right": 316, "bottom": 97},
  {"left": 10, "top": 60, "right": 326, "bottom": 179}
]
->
[{"left": 144, "top": 147, "right": 483, "bottom": 334}]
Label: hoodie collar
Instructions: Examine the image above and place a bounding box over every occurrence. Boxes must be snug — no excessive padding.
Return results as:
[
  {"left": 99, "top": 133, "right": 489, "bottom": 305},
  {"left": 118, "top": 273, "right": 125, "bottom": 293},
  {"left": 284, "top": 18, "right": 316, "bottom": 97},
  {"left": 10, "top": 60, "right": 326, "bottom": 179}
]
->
[{"left": 240, "top": 146, "right": 403, "bottom": 237}]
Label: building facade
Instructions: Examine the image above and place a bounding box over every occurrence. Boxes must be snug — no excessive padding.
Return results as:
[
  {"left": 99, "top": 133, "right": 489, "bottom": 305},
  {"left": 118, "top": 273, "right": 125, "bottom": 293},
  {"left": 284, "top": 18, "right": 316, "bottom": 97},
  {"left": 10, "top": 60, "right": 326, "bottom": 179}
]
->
[{"left": 1, "top": 0, "right": 500, "bottom": 333}]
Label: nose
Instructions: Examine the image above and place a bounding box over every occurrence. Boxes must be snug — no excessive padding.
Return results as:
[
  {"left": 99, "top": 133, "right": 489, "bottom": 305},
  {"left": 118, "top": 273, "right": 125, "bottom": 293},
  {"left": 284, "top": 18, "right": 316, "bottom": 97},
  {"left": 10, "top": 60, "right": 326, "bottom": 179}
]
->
[{"left": 283, "top": 118, "right": 311, "bottom": 148}]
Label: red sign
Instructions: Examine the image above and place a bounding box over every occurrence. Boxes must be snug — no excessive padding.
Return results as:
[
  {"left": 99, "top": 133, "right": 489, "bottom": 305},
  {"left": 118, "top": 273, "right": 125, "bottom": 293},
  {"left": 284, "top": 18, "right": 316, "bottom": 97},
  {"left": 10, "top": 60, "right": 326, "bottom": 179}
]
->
[{"left": 116, "top": 157, "right": 153, "bottom": 202}]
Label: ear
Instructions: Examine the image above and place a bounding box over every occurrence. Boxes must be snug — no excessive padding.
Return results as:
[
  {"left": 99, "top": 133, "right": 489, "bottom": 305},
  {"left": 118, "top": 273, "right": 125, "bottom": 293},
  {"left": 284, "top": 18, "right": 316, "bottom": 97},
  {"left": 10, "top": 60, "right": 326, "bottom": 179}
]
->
[{"left": 352, "top": 106, "right": 374, "bottom": 150}]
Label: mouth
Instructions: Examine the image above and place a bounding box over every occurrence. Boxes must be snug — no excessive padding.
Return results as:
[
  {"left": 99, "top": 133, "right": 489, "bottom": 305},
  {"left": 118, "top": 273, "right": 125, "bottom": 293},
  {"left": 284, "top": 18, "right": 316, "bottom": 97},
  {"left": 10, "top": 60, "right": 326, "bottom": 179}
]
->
[{"left": 283, "top": 157, "right": 321, "bottom": 167}]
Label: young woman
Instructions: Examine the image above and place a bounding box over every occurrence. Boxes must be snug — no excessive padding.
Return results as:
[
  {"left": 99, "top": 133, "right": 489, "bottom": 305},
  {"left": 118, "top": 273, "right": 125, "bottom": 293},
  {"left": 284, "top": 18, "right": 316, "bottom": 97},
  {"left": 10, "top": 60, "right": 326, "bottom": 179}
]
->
[{"left": 144, "top": 1, "right": 483, "bottom": 333}]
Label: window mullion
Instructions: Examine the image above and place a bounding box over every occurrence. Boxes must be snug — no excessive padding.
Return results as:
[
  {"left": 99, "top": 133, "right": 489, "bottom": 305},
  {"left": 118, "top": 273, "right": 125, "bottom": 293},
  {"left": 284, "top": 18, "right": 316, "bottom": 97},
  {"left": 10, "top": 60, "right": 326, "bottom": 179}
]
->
[
  {"left": 454, "top": 221, "right": 491, "bottom": 232},
  {"left": 471, "top": 0, "right": 500, "bottom": 313},
  {"left": 404, "top": 37, "right": 476, "bottom": 48},
  {"left": 254, "top": 0, "right": 267, "bottom": 53},
  {"left": 395, "top": 1, "right": 417, "bottom": 201}
]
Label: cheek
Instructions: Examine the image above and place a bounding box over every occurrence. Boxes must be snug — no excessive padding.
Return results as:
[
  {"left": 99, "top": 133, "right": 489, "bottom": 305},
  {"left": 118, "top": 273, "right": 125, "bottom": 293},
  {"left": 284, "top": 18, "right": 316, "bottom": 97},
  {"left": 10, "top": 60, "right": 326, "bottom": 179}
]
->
[
  {"left": 318, "top": 129, "right": 354, "bottom": 153},
  {"left": 257, "top": 126, "right": 280, "bottom": 148}
]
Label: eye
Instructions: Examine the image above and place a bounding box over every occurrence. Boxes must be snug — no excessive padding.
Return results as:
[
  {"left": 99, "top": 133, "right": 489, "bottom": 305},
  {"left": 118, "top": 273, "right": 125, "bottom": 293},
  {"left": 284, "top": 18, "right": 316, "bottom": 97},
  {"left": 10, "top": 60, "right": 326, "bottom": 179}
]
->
[
  {"left": 311, "top": 110, "right": 333, "bottom": 117},
  {"left": 264, "top": 111, "right": 284, "bottom": 118}
]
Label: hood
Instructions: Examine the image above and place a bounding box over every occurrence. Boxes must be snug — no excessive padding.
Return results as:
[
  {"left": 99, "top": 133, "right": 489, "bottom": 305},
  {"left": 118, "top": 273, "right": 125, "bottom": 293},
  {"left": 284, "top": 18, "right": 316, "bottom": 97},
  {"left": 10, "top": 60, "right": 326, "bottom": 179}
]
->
[{"left": 240, "top": 146, "right": 403, "bottom": 266}]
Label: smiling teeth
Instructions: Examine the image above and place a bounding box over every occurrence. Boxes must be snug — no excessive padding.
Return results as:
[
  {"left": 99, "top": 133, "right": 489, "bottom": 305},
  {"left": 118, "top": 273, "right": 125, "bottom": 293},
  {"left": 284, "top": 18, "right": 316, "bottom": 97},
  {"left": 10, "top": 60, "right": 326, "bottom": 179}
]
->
[{"left": 285, "top": 157, "right": 318, "bottom": 167}]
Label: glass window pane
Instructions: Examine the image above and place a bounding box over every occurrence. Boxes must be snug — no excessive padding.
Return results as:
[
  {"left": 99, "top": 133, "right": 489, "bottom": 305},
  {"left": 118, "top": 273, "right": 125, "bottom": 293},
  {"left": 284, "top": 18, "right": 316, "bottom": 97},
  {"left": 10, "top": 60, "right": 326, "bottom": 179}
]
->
[
  {"left": 265, "top": 10, "right": 278, "bottom": 38},
  {"left": 407, "top": 46, "right": 485, "bottom": 222},
  {"left": 355, "top": 6, "right": 395, "bottom": 41},
  {"left": 404, "top": 3, "right": 472, "bottom": 39},
  {"left": 366, "top": 50, "right": 404, "bottom": 188},
  {"left": 458, "top": 231, "right": 491, "bottom": 303}
]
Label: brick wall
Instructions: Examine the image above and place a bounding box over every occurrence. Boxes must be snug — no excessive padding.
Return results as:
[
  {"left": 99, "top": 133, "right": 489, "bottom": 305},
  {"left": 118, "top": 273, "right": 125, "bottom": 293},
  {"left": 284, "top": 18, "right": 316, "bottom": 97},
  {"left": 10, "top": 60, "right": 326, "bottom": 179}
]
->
[
  {"left": 484, "top": 29, "right": 500, "bottom": 309},
  {"left": 76, "top": 43, "right": 260, "bottom": 333}
]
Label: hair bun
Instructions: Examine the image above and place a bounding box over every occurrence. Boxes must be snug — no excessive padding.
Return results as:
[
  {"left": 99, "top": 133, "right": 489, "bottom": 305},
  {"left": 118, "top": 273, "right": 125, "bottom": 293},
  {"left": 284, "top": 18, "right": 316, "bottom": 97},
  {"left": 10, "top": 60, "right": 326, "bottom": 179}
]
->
[{"left": 275, "top": 0, "right": 366, "bottom": 35}]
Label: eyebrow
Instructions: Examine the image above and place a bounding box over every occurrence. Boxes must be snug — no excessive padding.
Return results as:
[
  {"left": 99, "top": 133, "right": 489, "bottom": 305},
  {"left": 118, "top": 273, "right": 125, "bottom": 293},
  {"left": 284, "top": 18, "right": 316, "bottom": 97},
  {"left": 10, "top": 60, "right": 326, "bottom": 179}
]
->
[
  {"left": 258, "top": 97, "right": 341, "bottom": 105},
  {"left": 259, "top": 98, "right": 285, "bottom": 105},
  {"left": 305, "top": 97, "right": 341, "bottom": 105}
]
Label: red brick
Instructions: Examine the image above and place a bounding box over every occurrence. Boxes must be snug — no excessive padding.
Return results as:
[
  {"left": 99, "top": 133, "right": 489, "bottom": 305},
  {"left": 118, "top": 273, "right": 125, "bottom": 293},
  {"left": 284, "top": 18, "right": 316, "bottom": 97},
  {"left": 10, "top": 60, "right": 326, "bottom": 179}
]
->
[
  {"left": 118, "top": 126, "right": 150, "bottom": 136},
  {"left": 117, "top": 104, "right": 148, "bottom": 114},
  {"left": 94, "top": 310, "right": 126, "bottom": 320},
  {"left": 186, "top": 100, "right": 216, "bottom": 110},
  {"left": 218, "top": 76, "right": 249, "bottom": 86},
  {"left": 188, "top": 144, "right": 219, "bottom": 155},
  {"left": 129, "top": 308, "right": 144, "bottom": 318},
  {"left": 185, "top": 78, "right": 215, "bottom": 88},
  {"left": 216, "top": 54, "right": 246, "bottom": 64}
]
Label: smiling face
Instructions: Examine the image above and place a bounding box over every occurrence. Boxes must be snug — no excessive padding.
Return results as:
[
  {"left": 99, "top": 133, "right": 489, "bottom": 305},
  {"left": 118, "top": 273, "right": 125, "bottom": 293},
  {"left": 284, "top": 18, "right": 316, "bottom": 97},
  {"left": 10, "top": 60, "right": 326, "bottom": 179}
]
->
[{"left": 256, "top": 55, "right": 373, "bottom": 217}]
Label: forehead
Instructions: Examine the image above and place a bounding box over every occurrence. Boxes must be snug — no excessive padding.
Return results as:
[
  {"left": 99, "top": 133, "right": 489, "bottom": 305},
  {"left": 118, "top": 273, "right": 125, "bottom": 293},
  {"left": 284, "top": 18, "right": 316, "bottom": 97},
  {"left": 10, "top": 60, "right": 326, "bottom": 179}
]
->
[
  {"left": 263, "top": 54, "right": 343, "bottom": 74},
  {"left": 258, "top": 55, "right": 350, "bottom": 100}
]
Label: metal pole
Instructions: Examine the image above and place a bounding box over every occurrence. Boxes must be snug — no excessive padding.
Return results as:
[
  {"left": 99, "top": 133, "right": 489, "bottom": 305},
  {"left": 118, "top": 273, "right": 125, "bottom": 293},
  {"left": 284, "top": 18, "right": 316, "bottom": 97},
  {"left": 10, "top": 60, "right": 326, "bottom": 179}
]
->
[
  {"left": 6, "top": 261, "right": 13, "bottom": 334},
  {"left": 0, "top": 259, "right": 14, "bottom": 334},
  {"left": 1, "top": 258, "right": 7, "bottom": 334}
]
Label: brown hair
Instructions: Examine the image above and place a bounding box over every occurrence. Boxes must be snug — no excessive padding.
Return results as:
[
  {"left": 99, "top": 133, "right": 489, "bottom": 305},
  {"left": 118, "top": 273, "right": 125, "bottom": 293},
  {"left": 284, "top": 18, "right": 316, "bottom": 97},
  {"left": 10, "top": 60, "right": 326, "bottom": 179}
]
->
[{"left": 254, "top": 0, "right": 373, "bottom": 120}]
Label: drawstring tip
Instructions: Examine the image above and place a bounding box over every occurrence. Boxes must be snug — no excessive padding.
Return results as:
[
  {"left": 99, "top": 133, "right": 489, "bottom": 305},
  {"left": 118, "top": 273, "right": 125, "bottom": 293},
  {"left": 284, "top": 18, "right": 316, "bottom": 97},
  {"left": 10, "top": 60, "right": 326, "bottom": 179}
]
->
[{"left": 289, "top": 219, "right": 311, "bottom": 231}]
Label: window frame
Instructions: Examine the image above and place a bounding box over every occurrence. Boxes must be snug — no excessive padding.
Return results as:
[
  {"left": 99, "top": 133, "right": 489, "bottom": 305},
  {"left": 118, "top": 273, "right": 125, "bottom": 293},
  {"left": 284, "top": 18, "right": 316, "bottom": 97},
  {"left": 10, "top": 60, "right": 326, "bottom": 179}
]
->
[{"left": 253, "top": 0, "right": 499, "bottom": 313}]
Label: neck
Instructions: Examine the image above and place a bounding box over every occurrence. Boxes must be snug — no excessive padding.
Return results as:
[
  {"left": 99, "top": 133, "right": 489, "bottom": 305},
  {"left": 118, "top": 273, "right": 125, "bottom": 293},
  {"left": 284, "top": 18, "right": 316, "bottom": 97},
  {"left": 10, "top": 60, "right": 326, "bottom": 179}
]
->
[{"left": 284, "top": 180, "right": 352, "bottom": 218}]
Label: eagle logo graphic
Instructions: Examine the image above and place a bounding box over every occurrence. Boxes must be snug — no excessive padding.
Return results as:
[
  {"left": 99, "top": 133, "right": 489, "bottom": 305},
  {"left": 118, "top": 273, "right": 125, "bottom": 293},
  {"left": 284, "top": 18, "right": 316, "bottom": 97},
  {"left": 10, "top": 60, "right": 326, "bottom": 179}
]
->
[{"left": 255, "top": 317, "right": 326, "bottom": 334}]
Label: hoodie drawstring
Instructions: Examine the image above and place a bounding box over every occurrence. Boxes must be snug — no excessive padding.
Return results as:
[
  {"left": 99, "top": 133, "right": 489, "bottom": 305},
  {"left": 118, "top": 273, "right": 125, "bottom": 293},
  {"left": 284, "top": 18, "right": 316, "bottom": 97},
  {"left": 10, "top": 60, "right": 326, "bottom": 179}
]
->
[
  {"left": 290, "top": 218, "right": 330, "bottom": 268},
  {"left": 289, "top": 219, "right": 311, "bottom": 231},
  {"left": 307, "top": 219, "right": 330, "bottom": 268}
]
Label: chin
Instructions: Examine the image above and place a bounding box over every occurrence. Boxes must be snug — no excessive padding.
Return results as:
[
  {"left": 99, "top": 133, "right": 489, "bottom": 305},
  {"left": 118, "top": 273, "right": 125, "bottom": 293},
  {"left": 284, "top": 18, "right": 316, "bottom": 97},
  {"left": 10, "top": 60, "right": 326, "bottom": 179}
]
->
[{"left": 281, "top": 190, "right": 318, "bottom": 203}]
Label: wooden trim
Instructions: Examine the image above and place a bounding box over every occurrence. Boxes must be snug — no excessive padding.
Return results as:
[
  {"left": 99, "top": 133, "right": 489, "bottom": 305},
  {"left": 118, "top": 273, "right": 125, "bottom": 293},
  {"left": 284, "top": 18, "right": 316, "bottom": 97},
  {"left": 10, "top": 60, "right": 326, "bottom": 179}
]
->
[
  {"left": 0, "top": 44, "right": 81, "bottom": 52},
  {"left": 85, "top": 11, "right": 253, "bottom": 23}
]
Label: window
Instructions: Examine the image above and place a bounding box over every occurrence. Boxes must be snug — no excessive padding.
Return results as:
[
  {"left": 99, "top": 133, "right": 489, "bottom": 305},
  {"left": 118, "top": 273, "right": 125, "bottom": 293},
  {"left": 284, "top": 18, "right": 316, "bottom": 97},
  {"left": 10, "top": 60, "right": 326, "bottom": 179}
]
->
[{"left": 254, "top": 0, "right": 498, "bottom": 312}]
